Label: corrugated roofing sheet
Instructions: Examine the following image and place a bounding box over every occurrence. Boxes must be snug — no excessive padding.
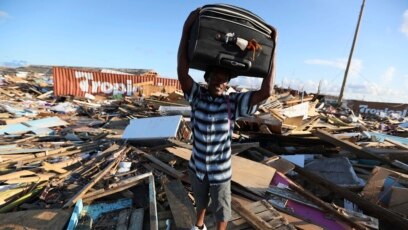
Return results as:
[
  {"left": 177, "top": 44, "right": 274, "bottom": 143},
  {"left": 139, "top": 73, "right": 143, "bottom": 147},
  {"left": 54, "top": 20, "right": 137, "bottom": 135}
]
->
[{"left": 53, "top": 67, "right": 181, "bottom": 97}]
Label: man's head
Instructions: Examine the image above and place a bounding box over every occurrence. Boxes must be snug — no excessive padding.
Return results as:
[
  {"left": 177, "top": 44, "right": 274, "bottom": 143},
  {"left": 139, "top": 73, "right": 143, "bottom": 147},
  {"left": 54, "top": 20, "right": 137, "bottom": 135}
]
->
[{"left": 204, "top": 67, "right": 234, "bottom": 97}]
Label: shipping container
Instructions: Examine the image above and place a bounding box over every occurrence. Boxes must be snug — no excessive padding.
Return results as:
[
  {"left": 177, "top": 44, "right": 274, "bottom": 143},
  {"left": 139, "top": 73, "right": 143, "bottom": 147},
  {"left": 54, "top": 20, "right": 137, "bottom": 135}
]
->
[{"left": 53, "top": 67, "right": 181, "bottom": 97}]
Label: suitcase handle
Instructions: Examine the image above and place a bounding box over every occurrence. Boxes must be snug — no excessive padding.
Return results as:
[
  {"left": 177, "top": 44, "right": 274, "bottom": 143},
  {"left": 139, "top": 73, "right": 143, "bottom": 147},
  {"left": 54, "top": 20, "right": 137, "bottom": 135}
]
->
[{"left": 217, "top": 54, "right": 252, "bottom": 71}]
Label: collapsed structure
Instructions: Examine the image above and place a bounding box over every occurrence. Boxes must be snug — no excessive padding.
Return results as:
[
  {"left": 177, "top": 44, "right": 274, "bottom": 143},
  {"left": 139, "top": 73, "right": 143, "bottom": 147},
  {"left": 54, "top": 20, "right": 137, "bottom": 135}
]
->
[{"left": 0, "top": 65, "right": 408, "bottom": 230}]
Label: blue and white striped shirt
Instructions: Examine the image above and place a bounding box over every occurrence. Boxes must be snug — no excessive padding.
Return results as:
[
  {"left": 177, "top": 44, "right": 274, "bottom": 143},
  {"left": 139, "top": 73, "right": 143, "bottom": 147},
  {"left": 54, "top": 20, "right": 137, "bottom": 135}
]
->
[{"left": 185, "top": 81, "right": 258, "bottom": 185}]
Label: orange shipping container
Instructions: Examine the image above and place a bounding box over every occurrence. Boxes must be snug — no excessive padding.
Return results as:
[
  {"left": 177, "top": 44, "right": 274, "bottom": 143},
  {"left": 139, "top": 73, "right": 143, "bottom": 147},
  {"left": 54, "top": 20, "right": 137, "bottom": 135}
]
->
[{"left": 53, "top": 67, "right": 181, "bottom": 97}]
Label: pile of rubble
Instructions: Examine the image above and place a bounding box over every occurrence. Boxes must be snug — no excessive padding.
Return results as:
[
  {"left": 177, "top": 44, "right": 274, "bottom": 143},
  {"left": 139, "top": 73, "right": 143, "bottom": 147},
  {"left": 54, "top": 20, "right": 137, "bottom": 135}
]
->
[{"left": 0, "top": 66, "right": 408, "bottom": 230}]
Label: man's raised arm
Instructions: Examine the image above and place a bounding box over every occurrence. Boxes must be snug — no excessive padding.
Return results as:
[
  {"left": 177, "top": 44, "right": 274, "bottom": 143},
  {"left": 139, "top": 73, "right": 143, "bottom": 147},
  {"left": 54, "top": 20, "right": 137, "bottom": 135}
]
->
[
  {"left": 177, "top": 9, "right": 200, "bottom": 95},
  {"left": 250, "top": 30, "right": 278, "bottom": 107}
]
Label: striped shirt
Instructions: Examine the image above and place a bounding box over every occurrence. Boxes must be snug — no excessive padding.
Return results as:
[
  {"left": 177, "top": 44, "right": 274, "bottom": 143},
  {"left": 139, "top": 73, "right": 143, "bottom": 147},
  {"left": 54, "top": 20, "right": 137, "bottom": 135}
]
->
[{"left": 185, "top": 81, "right": 258, "bottom": 185}]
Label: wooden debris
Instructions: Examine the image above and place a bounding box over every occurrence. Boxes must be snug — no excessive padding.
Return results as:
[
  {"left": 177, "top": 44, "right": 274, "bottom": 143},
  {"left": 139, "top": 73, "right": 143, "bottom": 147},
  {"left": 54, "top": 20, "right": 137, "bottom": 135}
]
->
[
  {"left": 63, "top": 147, "right": 129, "bottom": 208},
  {"left": 164, "top": 180, "right": 196, "bottom": 229},
  {"left": 231, "top": 198, "right": 296, "bottom": 230}
]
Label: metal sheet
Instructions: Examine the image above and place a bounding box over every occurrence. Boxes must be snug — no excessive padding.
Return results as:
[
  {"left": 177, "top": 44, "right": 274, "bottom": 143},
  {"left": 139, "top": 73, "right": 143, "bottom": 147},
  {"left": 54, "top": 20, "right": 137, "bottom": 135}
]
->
[
  {"left": 0, "top": 117, "right": 67, "bottom": 135},
  {"left": 122, "top": 115, "right": 182, "bottom": 141},
  {"left": 348, "top": 100, "right": 408, "bottom": 117}
]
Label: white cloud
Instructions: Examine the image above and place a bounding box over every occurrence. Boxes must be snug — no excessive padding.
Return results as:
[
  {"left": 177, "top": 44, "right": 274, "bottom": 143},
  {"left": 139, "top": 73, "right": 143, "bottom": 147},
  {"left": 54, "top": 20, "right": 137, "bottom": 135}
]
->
[
  {"left": 380, "top": 66, "right": 395, "bottom": 83},
  {"left": 297, "top": 78, "right": 408, "bottom": 103},
  {"left": 230, "top": 76, "right": 263, "bottom": 89},
  {"left": 401, "top": 10, "right": 408, "bottom": 37},
  {"left": 0, "top": 11, "right": 8, "bottom": 18},
  {"left": 1, "top": 60, "right": 28, "bottom": 68},
  {"left": 305, "top": 58, "right": 363, "bottom": 77}
]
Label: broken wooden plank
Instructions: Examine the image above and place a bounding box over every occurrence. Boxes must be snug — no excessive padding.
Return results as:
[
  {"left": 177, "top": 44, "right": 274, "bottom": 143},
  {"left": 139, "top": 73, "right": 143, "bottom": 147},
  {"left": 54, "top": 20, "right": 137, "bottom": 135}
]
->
[
  {"left": 63, "top": 147, "right": 129, "bottom": 208},
  {"left": 149, "top": 174, "right": 158, "bottom": 230},
  {"left": 83, "top": 172, "right": 151, "bottom": 202},
  {"left": 135, "top": 148, "right": 183, "bottom": 179},
  {"left": 164, "top": 180, "right": 196, "bottom": 230},
  {"left": 0, "top": 88, "right": 14, "bottom": 97},
  {"left": 37, "top": 90, "right": 53, "bottom": 99},
  {"left": 5, "top": 173, "right": 56, "bottom": 184},
  {"left": 0, "top": 183, "right": 46, "bottom": 213},
  {"left": 0, "top": 170, "right": 36, "bottom": 180},
  {"left": 41, "top": 161, "right": 68, "bottom": 174}
]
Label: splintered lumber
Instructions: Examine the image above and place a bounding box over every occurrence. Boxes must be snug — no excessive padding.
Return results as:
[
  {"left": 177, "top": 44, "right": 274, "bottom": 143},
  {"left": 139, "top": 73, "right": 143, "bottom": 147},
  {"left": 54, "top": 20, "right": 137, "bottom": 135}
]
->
[
  {"left": 5, "top": 173, "right": 56, "bottom": 184},
  {"left": 41, "top": 162, "right": 67, "bottom": 174},
  {"left": 0, "top": 156, "right": 83, "bottom": 182},
  {"left": 134, "top": 148, "right": 183, "bottom": 179},
  {"left": 313, "top": 129, "right": 408, "bottom": 172},
  {"left": 0, "top": 143, "right": 99, "bottom": 168},
  {"left": 0, "top": 88, "right": 14, "bottom": 97},
  {"left": 63, "top": 147, "right": 129, "bottom": 208},
  {"left": 0, "top": 170, "right": 36, "bottom": 180},
  {"left": 37, "top": 90, "right": 53, "bottom": 99},
  {"left": 165, "top": 146, "right": 276, "bottom": 196},
  {"left": 164, "top": 180, "right": 196, "bottom": 229},
  {"left": 83, "top": 172, "right": 152, "bottom": 202},
  {"left": 0, "top": 183, "right": 46, "bottom": 213},
  {"left": 72, "top": 144, "right": 120, "bottom": 175},
  {"left": 0, "top": 185, "right": 30, "bottom": 205},
  {"left": 293, "top": 165, "right": 408, "bottom": 229}
]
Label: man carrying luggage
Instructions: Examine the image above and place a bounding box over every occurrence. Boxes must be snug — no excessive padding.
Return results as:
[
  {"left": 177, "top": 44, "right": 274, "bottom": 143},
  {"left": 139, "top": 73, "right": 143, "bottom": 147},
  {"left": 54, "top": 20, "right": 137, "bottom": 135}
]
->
[{"left": 177, "top": 9, "right": 277, "bottom": 230}]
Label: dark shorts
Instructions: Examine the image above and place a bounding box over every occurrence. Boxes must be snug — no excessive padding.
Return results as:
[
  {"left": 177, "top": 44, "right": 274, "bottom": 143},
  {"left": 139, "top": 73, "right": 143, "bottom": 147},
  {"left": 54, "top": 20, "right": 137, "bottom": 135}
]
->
[{"left": 188, "top": 169, "right": 231, "bottom": 222}]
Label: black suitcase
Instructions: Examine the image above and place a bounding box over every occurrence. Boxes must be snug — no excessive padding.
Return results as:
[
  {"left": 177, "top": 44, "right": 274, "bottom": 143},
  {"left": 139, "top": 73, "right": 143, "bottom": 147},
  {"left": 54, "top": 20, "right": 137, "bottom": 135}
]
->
[{"left": 188, "top": 4, "right": 277, "bottom": 78}]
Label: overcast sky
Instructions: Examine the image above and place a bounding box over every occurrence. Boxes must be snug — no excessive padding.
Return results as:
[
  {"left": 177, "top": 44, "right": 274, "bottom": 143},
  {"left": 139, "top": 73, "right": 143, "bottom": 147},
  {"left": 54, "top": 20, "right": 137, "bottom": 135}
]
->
[{"left": 1, "top": 0, "right": 407, "bottom": 103}]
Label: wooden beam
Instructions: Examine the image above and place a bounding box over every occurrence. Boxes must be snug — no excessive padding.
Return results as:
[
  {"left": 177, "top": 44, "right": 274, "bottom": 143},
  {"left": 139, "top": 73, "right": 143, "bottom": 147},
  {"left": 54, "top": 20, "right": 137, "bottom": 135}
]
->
[
  {"left": 135, "top": 148, "right": 183, "bottom": 179},
  {"left": 37, "top": 90, "right": 53, "bottom": 99},
  {"left": 83, "top": 172, "right": 151, "bottom": 202},
  {"left": 149, "top": 174, "right": 158, "bottom": 230},
  {"left": 164, "top": 180, "right": 196, "bottom": 229}
]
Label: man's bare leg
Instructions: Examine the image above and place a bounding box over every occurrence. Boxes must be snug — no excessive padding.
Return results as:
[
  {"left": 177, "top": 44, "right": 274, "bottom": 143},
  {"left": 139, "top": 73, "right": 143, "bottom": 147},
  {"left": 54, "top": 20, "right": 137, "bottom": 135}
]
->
[
  {"left": 195, "top": 208, "right": 206, "bottom": 228},
  {"left": 217, "top": 221, "right": 227, "bottom": 230}
]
